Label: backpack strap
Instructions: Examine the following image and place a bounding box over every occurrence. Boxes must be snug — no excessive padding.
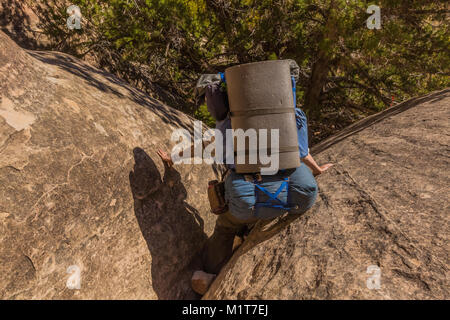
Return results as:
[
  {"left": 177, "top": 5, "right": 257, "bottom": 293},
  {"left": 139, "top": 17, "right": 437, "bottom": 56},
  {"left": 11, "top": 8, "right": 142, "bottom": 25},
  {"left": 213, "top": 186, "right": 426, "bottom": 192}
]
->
[
  {"left": 291, "top": 76, "right": 297, "bottom": 107},
  {"left": 253, "top": 177, "right": 293, "bottom": 213},
  {"left": 219, "top": 72, "right": 226, "bottom": 84}
]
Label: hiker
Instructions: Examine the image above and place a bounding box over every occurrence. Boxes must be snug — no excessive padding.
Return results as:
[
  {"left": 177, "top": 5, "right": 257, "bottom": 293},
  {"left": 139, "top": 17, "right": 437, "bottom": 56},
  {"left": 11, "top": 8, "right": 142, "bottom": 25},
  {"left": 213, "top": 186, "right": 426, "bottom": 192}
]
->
[{"left": 189, "top": 62, "right": 333, "bottom": 295}]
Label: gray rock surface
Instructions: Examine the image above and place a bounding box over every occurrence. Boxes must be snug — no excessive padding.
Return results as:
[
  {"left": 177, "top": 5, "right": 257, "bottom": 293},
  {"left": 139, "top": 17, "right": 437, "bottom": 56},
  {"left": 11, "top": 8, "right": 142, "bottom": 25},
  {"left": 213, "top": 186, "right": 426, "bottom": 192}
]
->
[
  {"left": 204, "top": 89, "right": 450, "bottom": 299},
  {"left": 0, "top": 31, "right": 218, "bottom": 299}
]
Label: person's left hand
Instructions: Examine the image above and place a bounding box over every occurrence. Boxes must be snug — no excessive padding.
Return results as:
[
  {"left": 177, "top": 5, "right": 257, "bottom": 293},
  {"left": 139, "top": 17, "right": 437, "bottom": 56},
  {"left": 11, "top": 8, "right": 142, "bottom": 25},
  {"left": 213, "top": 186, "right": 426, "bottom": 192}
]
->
[{"left": 157, "top": 149, "right": 174, "bottom": 167}]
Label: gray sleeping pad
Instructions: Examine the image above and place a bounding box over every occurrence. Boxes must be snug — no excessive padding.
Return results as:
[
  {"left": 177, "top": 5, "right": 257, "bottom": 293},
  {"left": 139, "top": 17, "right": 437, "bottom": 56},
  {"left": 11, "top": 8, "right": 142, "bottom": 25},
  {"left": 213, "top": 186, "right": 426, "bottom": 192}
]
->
[{"left": 225, "top": 60, "right": 300, "bottom": 174}]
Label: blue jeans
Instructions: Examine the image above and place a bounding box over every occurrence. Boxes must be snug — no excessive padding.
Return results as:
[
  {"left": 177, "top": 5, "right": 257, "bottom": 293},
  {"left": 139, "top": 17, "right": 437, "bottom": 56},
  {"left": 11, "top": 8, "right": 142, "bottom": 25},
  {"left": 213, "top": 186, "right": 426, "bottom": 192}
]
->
[
  {"left": 225, "top": 164, "right": 318, "bottom": 221},
  {"left": 283, "top": 163, "right": 318, "bottom": 215},
  {"left": 202, "top": 164, "right": 318, "bottom": 274}
]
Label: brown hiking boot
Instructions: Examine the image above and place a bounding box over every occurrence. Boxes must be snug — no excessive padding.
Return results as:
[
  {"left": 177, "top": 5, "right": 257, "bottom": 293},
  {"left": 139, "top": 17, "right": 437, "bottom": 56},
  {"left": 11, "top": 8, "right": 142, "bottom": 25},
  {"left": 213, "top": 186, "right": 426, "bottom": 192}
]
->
[
  {"left": 232, "top": 235, "right": 244, "bottom": 252},
  {"left": 191, "top": 270, "right": 216, "bottom": 295}
]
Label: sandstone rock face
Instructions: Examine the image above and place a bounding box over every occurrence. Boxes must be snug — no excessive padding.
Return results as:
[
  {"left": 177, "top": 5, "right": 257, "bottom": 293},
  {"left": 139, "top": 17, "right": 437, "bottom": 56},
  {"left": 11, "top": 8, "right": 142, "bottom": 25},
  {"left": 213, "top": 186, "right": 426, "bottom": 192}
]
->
[
  {"left": 0, "top": 31, "right": 218, "bottom": 299},
  {"left": 204, "top": 89, "right": 450, "bottom": 299}
]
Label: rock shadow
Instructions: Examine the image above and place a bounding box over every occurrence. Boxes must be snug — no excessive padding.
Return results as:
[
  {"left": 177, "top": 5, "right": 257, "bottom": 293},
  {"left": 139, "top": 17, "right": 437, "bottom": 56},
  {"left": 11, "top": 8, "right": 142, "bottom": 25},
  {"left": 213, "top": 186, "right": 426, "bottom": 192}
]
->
[
  {"left": 27, "top": 50, "right": 193, "bottom": 133},
  {"left": 129, "top": 147, "right": 206, "bottom": 299}
]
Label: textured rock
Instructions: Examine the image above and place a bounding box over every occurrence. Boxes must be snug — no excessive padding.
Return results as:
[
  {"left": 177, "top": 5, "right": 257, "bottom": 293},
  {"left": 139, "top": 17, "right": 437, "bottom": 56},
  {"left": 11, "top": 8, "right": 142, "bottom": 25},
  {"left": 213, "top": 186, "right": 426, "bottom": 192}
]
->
[
  {"left": 0, "top": 31, "right": 218, "bottom": 299},
  {"left": 204, "top": 89, "right": 450, "bottom": 300}
]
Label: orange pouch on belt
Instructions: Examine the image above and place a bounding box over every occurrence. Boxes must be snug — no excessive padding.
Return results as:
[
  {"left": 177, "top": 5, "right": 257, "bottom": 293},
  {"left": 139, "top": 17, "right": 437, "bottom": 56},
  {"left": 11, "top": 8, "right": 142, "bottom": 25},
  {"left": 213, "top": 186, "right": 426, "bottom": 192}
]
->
[{"left": 207, "top": 180, "right": 228, "bottom": 215}]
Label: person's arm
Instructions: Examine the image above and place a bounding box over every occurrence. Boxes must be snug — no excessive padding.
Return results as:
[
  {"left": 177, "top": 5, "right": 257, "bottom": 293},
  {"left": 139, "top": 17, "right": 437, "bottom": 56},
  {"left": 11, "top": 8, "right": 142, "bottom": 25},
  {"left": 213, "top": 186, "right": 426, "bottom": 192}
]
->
[
  {"left": 302, "top": 153, "right": 333, "bottom": 176},
  {"left": 294, "top": 107, "right": 333, "bottom": 176}
]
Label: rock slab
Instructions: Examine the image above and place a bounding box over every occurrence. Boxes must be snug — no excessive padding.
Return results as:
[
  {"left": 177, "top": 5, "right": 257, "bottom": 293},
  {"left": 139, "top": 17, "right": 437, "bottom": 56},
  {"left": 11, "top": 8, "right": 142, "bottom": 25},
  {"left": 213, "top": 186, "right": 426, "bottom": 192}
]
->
[
  {"left": 204, "top": 89, "right": 450, "bottom": 300},
  {"left": 0, "top": 31, "right": 217, "bottom": 299}
]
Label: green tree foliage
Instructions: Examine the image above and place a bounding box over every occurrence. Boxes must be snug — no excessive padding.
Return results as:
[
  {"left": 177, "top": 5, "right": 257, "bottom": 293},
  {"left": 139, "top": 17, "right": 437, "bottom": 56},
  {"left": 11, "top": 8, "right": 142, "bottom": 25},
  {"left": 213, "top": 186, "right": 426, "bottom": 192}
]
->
[
  {"left": 38, "top": 0, "right": 449, "bottom": 142},
  {"left": 194, "top": 104, "right": 216, "bottom": 128}
]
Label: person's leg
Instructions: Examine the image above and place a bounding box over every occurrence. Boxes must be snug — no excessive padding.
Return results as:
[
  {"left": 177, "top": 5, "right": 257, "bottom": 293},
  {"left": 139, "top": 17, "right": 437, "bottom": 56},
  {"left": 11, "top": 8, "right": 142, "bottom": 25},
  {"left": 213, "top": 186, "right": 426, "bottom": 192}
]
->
[
  {"left": 290, "top": 164, "right": 319, "bottom": 214},
  {"left": 202, "top": 211, "right": 257, "bottom": 274}
]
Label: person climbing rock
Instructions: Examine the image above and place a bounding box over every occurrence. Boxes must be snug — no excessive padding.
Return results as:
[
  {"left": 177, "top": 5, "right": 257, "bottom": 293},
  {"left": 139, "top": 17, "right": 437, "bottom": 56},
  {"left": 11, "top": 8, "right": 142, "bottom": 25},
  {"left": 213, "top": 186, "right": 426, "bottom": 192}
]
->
[{"left": 182, "top": 61, "right": 334, "bottom": 295}]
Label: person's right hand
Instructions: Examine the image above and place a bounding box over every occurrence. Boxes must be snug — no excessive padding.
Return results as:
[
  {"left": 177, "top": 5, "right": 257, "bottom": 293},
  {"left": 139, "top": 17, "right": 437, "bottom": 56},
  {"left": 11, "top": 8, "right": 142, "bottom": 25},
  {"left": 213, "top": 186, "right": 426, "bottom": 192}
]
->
[{"left": 314, "top": 163, "right": 334, "bottom": 176}]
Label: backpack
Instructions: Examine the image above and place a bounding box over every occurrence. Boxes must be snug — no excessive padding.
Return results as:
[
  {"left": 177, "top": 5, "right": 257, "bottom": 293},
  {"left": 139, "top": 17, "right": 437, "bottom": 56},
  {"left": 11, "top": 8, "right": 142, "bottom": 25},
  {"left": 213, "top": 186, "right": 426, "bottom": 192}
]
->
[
  {"left": 196, "top": 60, "right": 299, "bottom": 121},
  {"left": 205, "top": 83, "right": 229, "bottom": 121},
  {"left": 199, "top": 60, "right": 316, "bottom": 219}
]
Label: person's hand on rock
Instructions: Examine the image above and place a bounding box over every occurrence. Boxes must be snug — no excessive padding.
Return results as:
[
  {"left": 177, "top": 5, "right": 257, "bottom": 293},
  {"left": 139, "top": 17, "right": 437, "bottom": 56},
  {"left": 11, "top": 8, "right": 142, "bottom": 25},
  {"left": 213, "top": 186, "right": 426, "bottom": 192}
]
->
[
  {"left": 157, "top": 149, "right": 174, "bottom": 168},
  {"left": 313, "top": 163, "right": 333, "bottom": 176}
]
